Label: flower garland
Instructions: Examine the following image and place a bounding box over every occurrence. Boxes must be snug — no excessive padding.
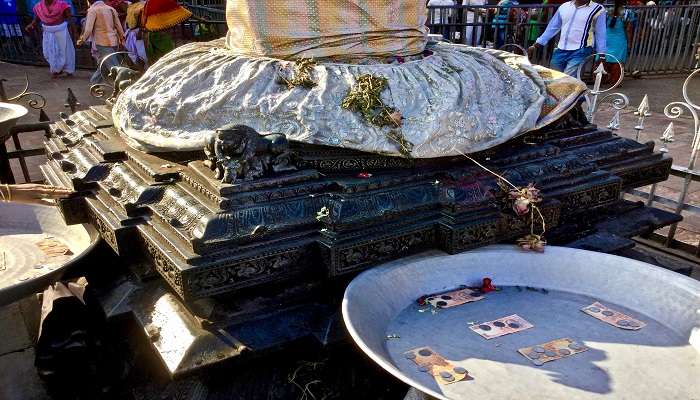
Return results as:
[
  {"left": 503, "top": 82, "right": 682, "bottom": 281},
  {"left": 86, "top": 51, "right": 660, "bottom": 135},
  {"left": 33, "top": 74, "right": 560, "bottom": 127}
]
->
[
  {"left": 455, "top": 150, "right": 547, "bottom": 252},
  {"left": 277, "top": 58, "right": 318, "bottom": 89},
  {"left": 341, "top": 74, "right": 413, "bottom": 157}
]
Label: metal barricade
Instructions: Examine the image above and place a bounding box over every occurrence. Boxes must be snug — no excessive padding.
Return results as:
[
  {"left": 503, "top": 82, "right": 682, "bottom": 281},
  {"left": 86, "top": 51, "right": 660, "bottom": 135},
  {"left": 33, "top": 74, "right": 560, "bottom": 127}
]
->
[
  {"left": 187, "top": 4, "right": 226, "bottom": 21},
  {"left": 426, "top": 4, "right": 700, "bottom": 75},
  {"left": 625, "top": 5, "right": 700, "bottom": 75},
  {"left": 0, "top": 13, "right": 229, "bottom": 69}
]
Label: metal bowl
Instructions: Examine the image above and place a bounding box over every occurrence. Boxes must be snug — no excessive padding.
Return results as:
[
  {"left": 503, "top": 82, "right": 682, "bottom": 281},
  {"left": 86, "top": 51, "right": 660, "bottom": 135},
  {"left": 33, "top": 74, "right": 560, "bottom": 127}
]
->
[
  {"left": 0, "top": 102, "right": 28, "bottom": 140},
  {"left": 0, "top": 202, "right": 99, "bottom": 306},
  {"left": 343, "top": 246, "right": 700, "bottom": 400}
]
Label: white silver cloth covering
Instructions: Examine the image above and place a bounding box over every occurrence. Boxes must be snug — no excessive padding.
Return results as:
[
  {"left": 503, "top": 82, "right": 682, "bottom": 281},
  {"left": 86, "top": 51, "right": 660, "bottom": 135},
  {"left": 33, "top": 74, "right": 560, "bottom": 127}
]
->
[{"left": 113, "top": 39, "right": 558, "bottom": 158}]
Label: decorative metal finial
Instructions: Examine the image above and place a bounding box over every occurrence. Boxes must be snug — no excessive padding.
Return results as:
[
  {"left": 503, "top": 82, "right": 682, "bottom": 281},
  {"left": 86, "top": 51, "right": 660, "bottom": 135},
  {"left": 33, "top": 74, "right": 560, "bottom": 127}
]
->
[
  {"left": 577, "top": 53, "right": 628, "bottom": 123},
  {"left": 64, "top": 88, "right": 81, "bottom": 113},
  {"left": 592, "top": 62, "right": 607, "bottom": 91},
  {"left": 633, "top": 94, "right": 651, "bottom": 141},
  {"left": 636, "top": 94, "right": 651, "bottom": 117},
  {"left": 607, "top": 110, "right": 621, "bottom": 131},
  {"left": 659, "top": 122, "right": 675, "bottom": 152}
]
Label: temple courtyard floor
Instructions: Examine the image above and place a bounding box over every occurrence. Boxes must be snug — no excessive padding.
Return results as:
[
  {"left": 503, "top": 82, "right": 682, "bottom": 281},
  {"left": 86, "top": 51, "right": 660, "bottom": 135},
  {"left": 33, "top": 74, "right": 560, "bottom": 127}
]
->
[{"left": 1, "top": 61, "right": 699, "bottom": 399}]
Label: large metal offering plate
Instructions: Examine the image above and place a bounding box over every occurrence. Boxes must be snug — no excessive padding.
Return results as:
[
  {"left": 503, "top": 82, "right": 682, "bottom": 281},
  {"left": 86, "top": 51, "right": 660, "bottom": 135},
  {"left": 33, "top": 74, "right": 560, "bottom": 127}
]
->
[
  {"left": 342, "top": 246, "right": 700, "bottom": 399},
  {"left": 0, "top": 202, "right": 98, "bottom": 306}
]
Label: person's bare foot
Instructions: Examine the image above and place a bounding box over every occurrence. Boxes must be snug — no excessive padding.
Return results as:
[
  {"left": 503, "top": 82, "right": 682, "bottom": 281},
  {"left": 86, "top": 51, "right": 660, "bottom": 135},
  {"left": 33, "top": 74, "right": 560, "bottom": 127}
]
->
[{"left": 51, "top": 72, "right": 62, "bottom": 79}]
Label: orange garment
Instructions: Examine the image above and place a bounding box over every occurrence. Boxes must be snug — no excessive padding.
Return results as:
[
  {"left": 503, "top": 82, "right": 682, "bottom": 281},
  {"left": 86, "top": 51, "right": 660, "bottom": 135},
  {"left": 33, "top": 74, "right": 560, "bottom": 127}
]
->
[{"left": 79, "top": 1, "right": 124, "bottom": 47}]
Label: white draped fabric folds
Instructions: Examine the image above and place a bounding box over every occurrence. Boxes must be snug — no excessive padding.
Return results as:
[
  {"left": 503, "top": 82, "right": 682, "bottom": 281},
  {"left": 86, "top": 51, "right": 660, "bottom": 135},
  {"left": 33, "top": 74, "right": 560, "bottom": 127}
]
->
[
  {"left": 41, "top": 22, "right": 75, "bottom": 74},
  {"left": 113, "top": 39, "right": 586, "bottom": 158}
]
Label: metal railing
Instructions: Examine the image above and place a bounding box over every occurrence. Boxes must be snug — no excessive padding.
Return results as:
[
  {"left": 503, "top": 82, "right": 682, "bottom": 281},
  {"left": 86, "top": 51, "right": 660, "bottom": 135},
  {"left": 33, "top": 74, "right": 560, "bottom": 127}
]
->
[
  {"left": 3, "top": 4, "right": 699, "bottom": 75},
  {"left": 626, "top": 5, "right": 700, "bottom": 75},
  {"left": 631, "top": 66, "right": 700, "bottom": 255},
  {"left": 582, "top": 50, "right": 700, "bottom": 255},
  {"left": 0, "top": 13, "right": 228, "bottom": 69},
  {"left": 426, "top": 4, "right": 700, "bottom": 75},
  {"left": 0, "top": 75, "right": 52, "bottom": 184},
  {"left": 187, "top": 4, "right": 225, "bottom": 20}
]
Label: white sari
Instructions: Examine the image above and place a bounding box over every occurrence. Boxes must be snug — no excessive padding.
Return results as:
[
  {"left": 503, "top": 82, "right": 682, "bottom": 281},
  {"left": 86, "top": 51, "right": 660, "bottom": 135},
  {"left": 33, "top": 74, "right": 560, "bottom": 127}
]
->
[{"left": 42, "top": 21, "right": 75, "bottom": 74}]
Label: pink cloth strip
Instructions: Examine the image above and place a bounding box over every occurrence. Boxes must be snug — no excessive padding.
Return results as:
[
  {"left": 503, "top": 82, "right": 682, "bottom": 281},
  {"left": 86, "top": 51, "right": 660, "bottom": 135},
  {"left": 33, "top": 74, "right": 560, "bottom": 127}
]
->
[{"left": 33, "top": 0, "right": 70, "bottom": 26}]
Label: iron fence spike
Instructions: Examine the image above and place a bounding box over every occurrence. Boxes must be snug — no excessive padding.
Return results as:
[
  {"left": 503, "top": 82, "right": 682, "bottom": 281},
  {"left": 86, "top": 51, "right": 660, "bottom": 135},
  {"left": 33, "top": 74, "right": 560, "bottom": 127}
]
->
[
  {"left": 636, "top": 94, "right": 651, "bottom": 117},
  {"left": 607, "top": 110, "right": 621, "bottom": 131},
  {"left": 661, "top": 122, "right": 675, "bottom": 144},
  {"left": 64, "top": 88, "right": 81, "bottom": 113}
]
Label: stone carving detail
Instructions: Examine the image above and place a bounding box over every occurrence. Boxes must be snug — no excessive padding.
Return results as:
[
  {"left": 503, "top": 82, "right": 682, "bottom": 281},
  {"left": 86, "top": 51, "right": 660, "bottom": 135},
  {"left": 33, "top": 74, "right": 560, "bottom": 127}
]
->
[
  {"left": 203, "top": 124, "right": 296, "bottom": 184},
  {"left": 561, "top": 182, "right": 620, "bottom": 211},
  {"left": 87, "top": 209, "right": 118, "bottom": 251},
  {"left": 328, "top": 227, "right": 436, "bottom": 276},
  {"left": 295, "top": 156, "right": 412, "bottom": 171},
  {"left": 456, "top": 221, "right": 498, "bottom": 248},
  {"left": 41, "top": 100, "right": 675, "bottom": 301},
  {"left": 143, "top": 238, "right": 184, "bottom": 296},
  {"left": 616, "top": 159, "right": 672, "bottom": 188},
  {"left": 187, "top": 247, "right": 306, "bottom": 297}
]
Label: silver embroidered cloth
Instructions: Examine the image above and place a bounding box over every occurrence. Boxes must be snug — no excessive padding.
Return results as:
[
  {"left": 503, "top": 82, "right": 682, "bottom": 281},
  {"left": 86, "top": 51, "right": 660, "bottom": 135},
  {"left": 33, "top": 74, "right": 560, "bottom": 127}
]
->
[{"left": 113, "top": 39, "right": 552, "bottom": 157}]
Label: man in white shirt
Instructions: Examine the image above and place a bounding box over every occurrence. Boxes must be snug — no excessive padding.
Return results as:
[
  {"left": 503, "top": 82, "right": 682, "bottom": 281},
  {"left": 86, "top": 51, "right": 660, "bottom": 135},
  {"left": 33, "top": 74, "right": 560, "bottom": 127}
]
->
[{"left": 527, "top": 0, "right": 607, "bottom": 77}]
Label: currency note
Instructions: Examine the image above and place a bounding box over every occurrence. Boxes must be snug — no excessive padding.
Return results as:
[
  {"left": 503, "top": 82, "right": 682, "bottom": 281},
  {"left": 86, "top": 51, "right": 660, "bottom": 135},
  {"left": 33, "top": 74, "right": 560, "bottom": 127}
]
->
[
  {"left": 425, "top": 288, "right": 484, "bottom": 309},
  {"left": 470, "top": 314, "right": 533, "bottom": 339},
  {"left": 582, "top": 302, "right": 646, "bottom": 330},
  {"left": 404, "top": 347, "right": 472, "bottom": 384},
  {"left": 518, "top": 338, "right": 588, "bottom": 366}
]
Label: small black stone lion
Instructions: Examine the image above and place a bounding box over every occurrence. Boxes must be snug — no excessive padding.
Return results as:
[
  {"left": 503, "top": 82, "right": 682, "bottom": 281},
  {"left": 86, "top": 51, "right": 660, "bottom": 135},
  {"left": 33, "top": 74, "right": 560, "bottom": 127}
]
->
[{"left": 203, "top": 124, "right": 295, "bottom": 184}]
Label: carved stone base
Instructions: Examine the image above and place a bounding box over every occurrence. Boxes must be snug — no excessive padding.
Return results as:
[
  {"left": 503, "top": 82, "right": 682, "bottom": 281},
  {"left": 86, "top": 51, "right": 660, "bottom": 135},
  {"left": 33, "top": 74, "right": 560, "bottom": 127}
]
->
[{"left": 42, "top": 105, "right": 673, "bottom": 301}]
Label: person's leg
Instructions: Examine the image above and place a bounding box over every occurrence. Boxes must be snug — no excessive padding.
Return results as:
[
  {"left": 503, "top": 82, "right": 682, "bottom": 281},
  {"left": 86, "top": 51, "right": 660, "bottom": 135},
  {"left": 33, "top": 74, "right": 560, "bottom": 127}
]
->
[
  {"left": 91, "top": 45, "right": 118, "bottom": 83},
  {"left": 63, "top": 27, "right": 76, "bottom": 75},
  {"left": 41, "top": 29, "right": 61, "bottom": 75},
  {"left": 563, "top": 47, "right": 593, "bottom": 77},
  {"left": 549, "top": 49, "right": 569, "bottom": 73}
]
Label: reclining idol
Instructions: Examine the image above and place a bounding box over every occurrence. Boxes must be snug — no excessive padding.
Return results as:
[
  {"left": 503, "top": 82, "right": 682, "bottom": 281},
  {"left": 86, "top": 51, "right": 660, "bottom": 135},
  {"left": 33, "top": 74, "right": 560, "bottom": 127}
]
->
[{"left": 112, "top": 0, "right": 587, "bottom": 159}]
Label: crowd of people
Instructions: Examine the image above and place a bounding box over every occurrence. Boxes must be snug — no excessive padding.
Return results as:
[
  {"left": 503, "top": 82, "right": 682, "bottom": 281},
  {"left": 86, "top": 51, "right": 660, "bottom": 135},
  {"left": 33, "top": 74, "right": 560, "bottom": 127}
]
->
[
  {"left": 426, "top": 0, "right": 660, "bottom": 79},
  {"left": 24, "top": 0, "right": 192, "bottom": 82},
  {"left": 17, "top": 0, "right": 683, "bottom": 86}
]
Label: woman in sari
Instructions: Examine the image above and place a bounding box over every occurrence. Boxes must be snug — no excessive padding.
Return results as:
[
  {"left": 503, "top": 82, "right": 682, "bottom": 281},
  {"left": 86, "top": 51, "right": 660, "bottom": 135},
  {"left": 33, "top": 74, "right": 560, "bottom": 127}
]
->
[
  {"left": 605, "top": 0, "right": 634, "bottom": 83},
  {"left": 25, "top": 0, "right": 76, "bottom": 78}
]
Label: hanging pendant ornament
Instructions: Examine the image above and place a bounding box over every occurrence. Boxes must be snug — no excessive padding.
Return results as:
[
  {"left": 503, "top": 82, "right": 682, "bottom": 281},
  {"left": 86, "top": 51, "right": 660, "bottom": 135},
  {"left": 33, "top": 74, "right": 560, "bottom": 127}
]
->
[
  {"left": 509, "top": 184, "right": 542, "bottom": 216},
  {"left": 453, "top": 150, "right": 547, "bottom": 252},
  {"left": 517, "top": 234, "right": 547, "bottom": 252}
]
